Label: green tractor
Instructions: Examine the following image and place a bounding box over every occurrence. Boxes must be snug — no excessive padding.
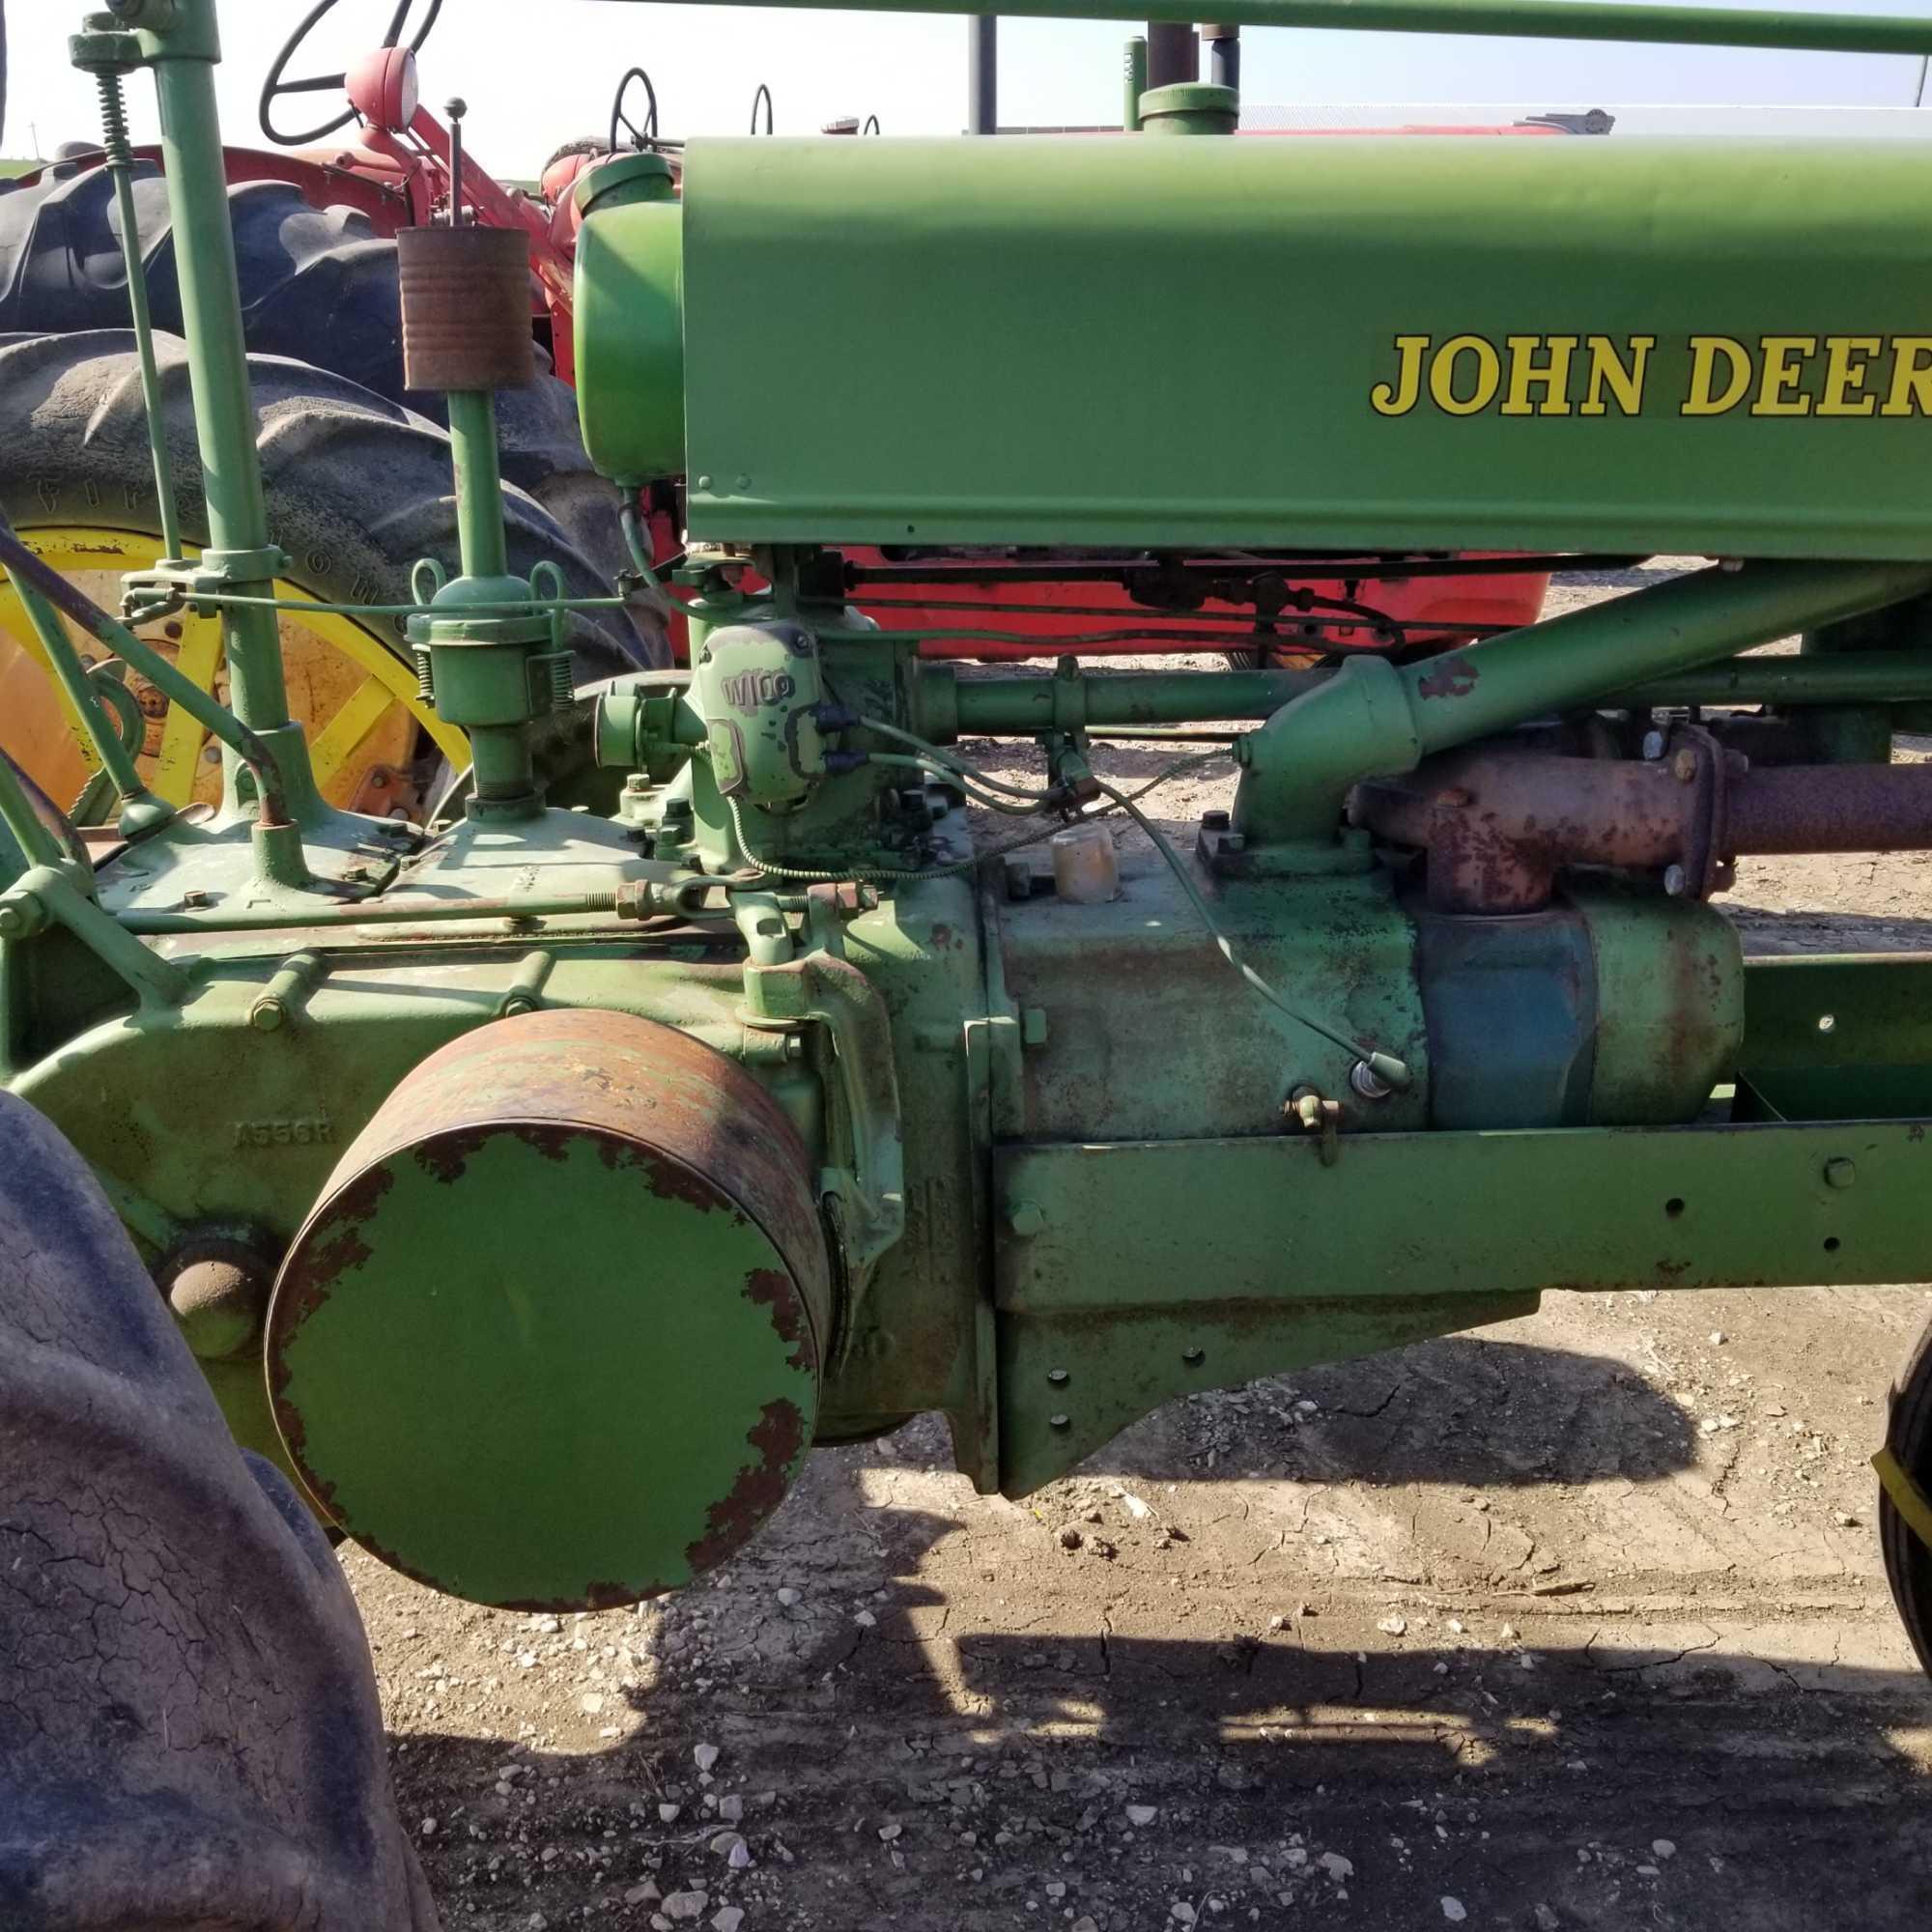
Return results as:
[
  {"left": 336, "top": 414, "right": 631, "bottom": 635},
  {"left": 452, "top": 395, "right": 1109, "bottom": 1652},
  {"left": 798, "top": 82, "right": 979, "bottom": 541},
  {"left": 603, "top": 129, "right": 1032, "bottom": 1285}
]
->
[{"left": 7, "top": 0, "right": 1932, "bottom": 1922}]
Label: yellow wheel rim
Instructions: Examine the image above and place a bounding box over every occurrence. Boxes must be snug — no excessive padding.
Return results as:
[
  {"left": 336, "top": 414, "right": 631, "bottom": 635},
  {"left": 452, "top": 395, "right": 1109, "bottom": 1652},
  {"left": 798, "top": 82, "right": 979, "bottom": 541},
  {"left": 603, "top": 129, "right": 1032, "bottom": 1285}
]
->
[{"left": 0, "top": 526, "right": 468, "bottom": 820}]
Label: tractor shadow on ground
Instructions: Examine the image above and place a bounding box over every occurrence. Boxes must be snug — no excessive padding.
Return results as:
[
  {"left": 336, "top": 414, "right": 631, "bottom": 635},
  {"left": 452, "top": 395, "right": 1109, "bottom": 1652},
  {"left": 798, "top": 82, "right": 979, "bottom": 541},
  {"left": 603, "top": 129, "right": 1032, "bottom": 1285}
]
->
[
  {"left": 1092, "top": 1334, "right": 1701, "bottom": 1488},
  {"left": 390, "top": 1447, "right": 1932, "bottom": 1929},
  {"left": 378, "top": 1340, "right": 1924, "bottom": 1928}
]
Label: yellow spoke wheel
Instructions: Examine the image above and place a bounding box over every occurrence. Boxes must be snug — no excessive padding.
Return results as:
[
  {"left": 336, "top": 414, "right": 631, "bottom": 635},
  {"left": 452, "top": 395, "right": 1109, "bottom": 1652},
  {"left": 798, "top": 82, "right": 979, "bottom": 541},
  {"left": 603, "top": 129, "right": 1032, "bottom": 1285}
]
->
[{"left": 0, "top": 526, "right": 467, "bottom": 822}]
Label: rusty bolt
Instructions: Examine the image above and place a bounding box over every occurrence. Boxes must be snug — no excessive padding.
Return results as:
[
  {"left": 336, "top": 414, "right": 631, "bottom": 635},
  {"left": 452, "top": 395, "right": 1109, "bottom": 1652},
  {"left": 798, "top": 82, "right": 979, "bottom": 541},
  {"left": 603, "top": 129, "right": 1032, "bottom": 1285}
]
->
[
  {"left": 1435, "top": 786, "right": 1474, "bottom": 809},
  {"left": 1008, "top": 1201, "right": 1046, "bottom": 1238},
  {"left": 181, "top": 889, "right": 212, "bottom": 910},
  {"left": 1662, "top": 864, "right": 1689, "bottom": 898},
  {"left": 1671, "top": 749, "right": 1698, "bottom": 783},
  {"left": 833, "top": 881, "right": 881, "bottom": 917},
  {"left": 1824, "top": 1157, "right": 1858, "bottom": 1189}
]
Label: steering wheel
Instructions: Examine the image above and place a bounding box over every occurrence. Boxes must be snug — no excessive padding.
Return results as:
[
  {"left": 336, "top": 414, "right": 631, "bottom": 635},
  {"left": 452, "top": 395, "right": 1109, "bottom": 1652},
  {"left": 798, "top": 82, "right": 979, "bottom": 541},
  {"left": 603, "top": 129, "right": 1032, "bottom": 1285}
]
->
[
  {"left": 609, "top": 68, "right": 660, "bottom": 154},
  {"left": 260, "top": 0, "right": 443, "bottom": 148},
  {"left": 750, "top": 83, "right": 774, "bottom": 135}
]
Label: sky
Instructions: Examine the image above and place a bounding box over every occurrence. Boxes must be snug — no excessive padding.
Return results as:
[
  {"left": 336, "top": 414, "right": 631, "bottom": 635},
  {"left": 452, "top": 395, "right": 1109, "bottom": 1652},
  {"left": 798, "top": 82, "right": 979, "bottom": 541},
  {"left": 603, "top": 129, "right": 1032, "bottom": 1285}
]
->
[{"left": 7, "top": 0, "right": 1932, "bottom": 171}]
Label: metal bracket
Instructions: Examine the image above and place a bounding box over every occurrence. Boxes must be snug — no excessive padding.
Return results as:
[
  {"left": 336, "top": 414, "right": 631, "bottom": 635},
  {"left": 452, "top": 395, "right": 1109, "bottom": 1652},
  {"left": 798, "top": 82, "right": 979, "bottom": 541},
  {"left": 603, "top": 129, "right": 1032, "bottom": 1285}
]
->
[
  {"left": 742, "top": 936, "right": 908, "bottom": 1366},
  {"left": 123, "top": 547, "right": 293, "bottom": 619}
]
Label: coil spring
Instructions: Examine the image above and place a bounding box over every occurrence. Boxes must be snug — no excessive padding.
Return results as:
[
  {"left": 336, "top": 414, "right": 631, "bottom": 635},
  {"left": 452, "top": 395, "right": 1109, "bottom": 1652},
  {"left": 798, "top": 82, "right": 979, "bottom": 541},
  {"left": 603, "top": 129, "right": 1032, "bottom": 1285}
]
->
[{"left": 96, "top": 71, "right": 134, "bottom": 169}]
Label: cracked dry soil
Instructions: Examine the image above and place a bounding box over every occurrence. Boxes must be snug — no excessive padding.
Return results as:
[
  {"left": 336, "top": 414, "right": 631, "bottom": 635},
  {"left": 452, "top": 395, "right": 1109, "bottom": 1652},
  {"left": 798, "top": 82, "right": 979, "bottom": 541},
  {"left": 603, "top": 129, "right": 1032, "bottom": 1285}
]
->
[{"left": 359, "top": 569, "right": 1932, "bottom": 1931}]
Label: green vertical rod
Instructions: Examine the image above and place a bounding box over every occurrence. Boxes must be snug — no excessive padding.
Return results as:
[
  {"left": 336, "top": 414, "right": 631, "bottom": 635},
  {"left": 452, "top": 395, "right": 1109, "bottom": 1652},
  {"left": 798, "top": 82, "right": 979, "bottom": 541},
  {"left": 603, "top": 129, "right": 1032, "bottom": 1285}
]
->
[
  {"left": 83, "top": 62, "right": 184, "bottom": 562},
  {"left": 442, "top": 387, "right": 532, "bottom": 808},
  {"left": 143, "top": 23, "right": 291, "bottom": 738},
  {"left": 8, "top": 571, "right": 172, "bottom": 837},
  {"left": 448, "top": 390, "right": 512, "bottom": 582},
  {"left": 1122, "top": 36, "right": 1147, "bottom": 128},
  {"left": 105, "top": 163, "right": 182, "bottom": 563}
]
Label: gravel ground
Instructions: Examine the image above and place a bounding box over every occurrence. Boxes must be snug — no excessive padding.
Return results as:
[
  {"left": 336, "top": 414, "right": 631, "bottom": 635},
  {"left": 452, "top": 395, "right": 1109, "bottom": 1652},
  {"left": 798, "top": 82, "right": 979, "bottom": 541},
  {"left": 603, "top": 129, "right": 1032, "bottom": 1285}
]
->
[{"left": 356, "top": 565, "right": 1932, "bottom": 1932}]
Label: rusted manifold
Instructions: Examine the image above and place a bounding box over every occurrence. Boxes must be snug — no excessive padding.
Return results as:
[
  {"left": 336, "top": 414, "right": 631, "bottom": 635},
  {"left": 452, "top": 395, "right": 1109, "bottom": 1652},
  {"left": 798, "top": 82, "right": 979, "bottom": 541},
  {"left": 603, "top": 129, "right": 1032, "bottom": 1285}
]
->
[{"left": 1352, "top": 728, "right": 1932, "bottom": 915}]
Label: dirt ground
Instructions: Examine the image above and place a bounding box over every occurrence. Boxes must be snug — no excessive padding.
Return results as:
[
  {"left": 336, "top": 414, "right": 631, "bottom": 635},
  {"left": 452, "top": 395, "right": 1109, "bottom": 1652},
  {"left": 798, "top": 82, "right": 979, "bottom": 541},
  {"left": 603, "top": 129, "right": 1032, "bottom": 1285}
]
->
[{"left": 357, "top": 567, "right": 1932, "bottom": 1932}]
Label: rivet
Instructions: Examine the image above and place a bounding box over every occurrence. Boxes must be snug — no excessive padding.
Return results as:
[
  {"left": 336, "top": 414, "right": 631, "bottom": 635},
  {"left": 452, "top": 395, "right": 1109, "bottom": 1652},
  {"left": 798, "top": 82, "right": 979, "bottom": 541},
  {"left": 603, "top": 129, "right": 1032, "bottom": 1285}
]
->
[
  {"left": 1048, "top": 1412, "right": 1070, "bottom": 1431},
  {"left": 1641, "top": 729, "right": 1666, "bottom": 760},
  {"left": 1182, "top": 1346, "right": 1206, "bottom": 1366},
  {"left": 1662, "top": 864, "right": 1689, "bottom": 897},
  {"left": 1008, "top": 1201, "right": 1046, "bottom": 1238},
  {"left": 1047, "top": 1367, "right": 1069, "bottom": 1386},
  {"left": 1824, "top": 1157, "right": 1857, "bottom": 1190}
]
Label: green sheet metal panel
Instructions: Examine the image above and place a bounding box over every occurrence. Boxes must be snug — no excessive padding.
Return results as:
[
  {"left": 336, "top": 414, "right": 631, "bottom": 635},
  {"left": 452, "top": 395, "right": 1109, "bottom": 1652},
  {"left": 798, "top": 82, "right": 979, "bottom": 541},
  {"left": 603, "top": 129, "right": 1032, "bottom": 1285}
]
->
[{"left": 652, "top": 135, "right": 1932, "bottom": 555}]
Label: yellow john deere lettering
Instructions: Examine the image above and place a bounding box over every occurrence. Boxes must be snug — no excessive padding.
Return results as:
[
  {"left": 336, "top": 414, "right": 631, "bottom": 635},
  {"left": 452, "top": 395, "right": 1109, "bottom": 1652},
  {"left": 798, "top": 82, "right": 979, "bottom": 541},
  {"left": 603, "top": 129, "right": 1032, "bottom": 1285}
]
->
[{"left": 1369, "top": 333, "right": 1932, "bottom": 419}]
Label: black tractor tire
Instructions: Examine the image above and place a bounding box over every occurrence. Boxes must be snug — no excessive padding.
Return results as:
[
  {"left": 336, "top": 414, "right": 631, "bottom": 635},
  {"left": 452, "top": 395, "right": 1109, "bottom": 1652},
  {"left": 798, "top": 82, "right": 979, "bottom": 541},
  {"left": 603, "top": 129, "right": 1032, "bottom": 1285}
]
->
[
  {"left": 0, "top": 327, "right": 658, "bottom": 687},
  {"left": 0, "top": 158, "right": 635, "bottom": 607},
  {"left": 1880, "top": 1309, "right": 1932, "bottom": 1679},
  {"left": 0, "top": 1092, "right": 442, "bottom": 1931}
]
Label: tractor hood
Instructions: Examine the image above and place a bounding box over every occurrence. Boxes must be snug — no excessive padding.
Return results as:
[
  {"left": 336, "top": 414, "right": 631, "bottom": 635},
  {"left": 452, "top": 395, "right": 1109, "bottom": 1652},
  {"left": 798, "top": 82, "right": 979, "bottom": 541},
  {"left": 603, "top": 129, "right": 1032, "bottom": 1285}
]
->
[{"left": 575, "top": 134, "right": 1932, "bottom": 559}]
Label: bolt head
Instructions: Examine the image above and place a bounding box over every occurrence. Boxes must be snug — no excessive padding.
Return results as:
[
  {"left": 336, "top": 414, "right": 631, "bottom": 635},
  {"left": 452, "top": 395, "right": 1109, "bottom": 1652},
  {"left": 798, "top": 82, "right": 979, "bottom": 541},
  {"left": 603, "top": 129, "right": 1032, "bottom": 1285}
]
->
[
  {"left": 1662, "top": 864, "right": 1689, "bottom": 897},
  {"left": 165, "top": 1249, "right": 269, "bottom": 1361},
  {"left": 1008, "top": 1201, "right": 1046, "bottom": 1239},
  {"left": 1641, "top": 729, "right": 1666, "bottom": 760},
  {"left": 1824, "top": 1157, "right": 1857, "bottom": 1189},
  {"left": 1671, "top": 749, "right": 1698, "bottom": 783},
  {"left": 1350, "top": 1060, "right": 1394, "bottom": 1101}
]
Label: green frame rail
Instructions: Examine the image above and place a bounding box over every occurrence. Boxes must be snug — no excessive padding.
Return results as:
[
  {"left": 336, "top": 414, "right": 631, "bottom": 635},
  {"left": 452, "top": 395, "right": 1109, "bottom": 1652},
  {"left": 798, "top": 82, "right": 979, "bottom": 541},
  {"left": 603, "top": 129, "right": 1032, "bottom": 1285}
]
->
[{"left": 589, "top": 0, "right": 1932, "bottom": 56}]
